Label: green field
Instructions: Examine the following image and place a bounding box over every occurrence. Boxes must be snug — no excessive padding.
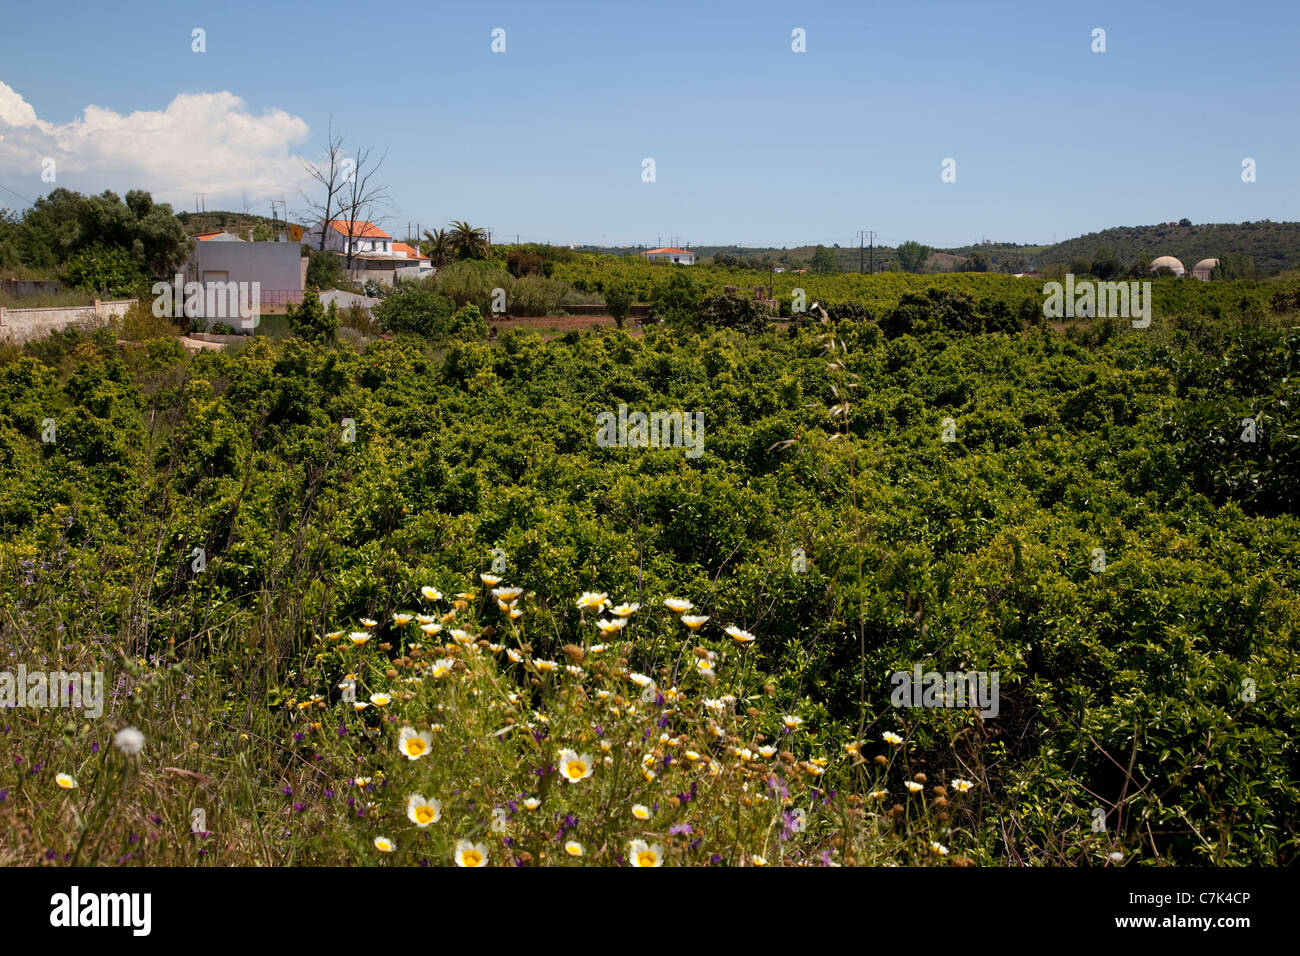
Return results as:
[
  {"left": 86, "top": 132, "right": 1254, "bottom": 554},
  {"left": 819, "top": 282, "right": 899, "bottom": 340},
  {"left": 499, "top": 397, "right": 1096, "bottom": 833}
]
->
[{"left": 2, "top": 271, "right": 1297, "bottom": 866}]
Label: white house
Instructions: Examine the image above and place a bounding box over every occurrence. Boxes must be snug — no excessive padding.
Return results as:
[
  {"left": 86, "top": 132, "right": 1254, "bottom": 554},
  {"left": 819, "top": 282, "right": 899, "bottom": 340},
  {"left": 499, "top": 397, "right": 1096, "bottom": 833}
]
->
[
  {"left": 301, "top": 220, "right": 432, "bottom": 286},
  {"left": 302, "top": 219, "right": 396, "bottom": 256},
  {"left": 642, "top": 247, "right": 695, "bottom": 265},
  {"left": 393, "top": 242, "right": 434, "bottom": 278}
]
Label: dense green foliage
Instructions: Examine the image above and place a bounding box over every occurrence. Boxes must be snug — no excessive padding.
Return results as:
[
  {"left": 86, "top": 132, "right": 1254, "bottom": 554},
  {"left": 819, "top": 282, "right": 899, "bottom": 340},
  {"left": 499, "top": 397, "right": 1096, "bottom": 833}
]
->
[
  {"left": 648, "top": 270, "right": 703, "bottom": 326},
  {"left": 2, "top": 285, "right": 1297, "bottom": 863},
  {"left": 61, "top": 243, "right": 149, "bottom": 298},
  {"left": 306, "top": 249, "right": 346, "bottom": 290},
  {"left": 603, "top": 283, "right": 632, "bottom": 327},
  {"left": 287, "top": 291, "right": 340, "bottom": 343},
  {"left": 372, "top": 284, "right": 454, "bottom": 338},
  {"left": 1, "top": 188, "right": 191, "bottom": 284},
  {"left": 550, "top": 254, "right": 1294, "bottom": 328},
  {"left": 896, "top": 241, "right": 932, "bottom": 273}
]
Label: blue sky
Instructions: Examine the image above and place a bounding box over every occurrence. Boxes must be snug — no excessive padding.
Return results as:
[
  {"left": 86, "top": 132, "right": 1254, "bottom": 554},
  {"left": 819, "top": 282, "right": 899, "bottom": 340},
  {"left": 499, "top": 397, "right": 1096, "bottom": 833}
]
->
[{"left": 1, "top": 0, "right": 1297, "bottom": 248}]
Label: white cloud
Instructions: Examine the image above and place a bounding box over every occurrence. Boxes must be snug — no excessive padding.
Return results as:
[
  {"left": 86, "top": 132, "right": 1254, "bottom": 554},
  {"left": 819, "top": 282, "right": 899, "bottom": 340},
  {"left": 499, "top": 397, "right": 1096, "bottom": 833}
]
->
[{"left": 0, "top": 81, "right": 314, "bottom": 209}]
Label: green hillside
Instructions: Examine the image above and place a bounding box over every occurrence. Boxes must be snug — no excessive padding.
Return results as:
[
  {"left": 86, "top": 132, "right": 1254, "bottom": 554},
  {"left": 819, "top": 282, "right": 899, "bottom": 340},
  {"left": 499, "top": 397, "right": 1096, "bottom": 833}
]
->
[
  {"left": 176, "top": 209, "right": 302, "bottom": 240},
  {"left": 1027, "top": 220, "right": 1300, "bottom": 276}
]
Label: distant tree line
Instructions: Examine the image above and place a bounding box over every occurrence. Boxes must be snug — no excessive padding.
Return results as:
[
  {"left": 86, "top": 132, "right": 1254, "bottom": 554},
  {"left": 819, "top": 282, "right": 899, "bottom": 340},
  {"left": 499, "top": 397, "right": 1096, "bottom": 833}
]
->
[{"left": 0, "top": 188, "right": 191, "bottom": 296}]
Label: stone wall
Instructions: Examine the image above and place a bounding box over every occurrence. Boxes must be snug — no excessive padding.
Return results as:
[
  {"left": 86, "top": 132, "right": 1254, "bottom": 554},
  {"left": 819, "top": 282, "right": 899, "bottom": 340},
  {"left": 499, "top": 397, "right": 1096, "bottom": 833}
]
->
[{"left": 0, "top": 299, "right": 137, "bottom": 345}]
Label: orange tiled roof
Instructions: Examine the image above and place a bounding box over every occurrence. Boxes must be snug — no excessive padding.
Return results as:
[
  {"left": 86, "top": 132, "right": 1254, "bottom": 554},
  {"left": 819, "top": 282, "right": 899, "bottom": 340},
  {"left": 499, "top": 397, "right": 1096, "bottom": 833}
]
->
[
  {"left": 644, "top": 247, "right": 691, "bottom": 255},
  {"left": 329, "top": 220, "right": 392, "bottom": 240},
  {"left": 392, "top": 242, "right": 429, "bottom": 260}
]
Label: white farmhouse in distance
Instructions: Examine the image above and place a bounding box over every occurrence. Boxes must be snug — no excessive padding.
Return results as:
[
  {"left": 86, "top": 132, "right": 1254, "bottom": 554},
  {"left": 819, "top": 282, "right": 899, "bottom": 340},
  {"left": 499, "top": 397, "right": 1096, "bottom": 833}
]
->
[
  {"left": 301, "top": 219, "right": 432, "bottom": 286},
  {"left": 301, "top": 219, "right": 396, "bottom": 256},
  {"left": 642, "top": 246, "right": 695, "bottom": 265}
]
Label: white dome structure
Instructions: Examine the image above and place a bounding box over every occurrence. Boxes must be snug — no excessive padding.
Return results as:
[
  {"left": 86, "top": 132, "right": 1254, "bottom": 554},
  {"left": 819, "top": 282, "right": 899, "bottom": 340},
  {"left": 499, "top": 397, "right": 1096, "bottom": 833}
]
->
[
  {"left": 1149, "top": 255, "right": 1186, "bottom": 277},
  {"left": 1191, "top": 258, "right": 1219, "bottom": 281}
]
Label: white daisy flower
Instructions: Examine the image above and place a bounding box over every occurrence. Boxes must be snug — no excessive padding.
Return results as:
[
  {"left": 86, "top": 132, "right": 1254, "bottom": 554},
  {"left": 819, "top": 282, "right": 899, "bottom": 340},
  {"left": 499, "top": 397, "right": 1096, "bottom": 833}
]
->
[
  {"left": 576, "top": 591, "right": 610, "bottom": 611},
  {"left": 455, "top": 840, "right": 489, "bottom": 867},
  {"left": 628, "top": 840, "right": 663, "bottom": 867},
  {"left": 725, "top": 626, "right": 756, "bottom": 644},
  {"left": 398, "top": 726, "right": 433, "bottom": 760},
  {"left": 407, "top": 794, "right": 442, "bottom": 827},
  {"left": 557, "top": 748, "right": 594, "bottom": 783}
]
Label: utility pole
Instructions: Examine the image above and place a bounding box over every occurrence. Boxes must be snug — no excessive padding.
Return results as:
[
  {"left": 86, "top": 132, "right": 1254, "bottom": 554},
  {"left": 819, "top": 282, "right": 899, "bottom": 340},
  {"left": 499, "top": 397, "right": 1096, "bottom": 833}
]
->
[{"left": 867, "top": 231, "right": 876, "bottom": 274}]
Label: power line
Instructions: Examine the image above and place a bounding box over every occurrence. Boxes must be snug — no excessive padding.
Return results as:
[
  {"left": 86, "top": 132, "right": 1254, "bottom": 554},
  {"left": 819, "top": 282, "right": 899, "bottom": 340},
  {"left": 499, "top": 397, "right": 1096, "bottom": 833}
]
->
[{"left": 0, "top": 182, "right": 37, "bottom": 206}]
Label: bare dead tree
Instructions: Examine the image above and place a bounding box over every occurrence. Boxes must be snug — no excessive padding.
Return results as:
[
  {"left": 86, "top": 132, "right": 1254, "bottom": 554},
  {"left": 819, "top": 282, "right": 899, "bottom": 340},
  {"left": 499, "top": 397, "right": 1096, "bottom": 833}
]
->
[
  {"left": 334, "top": 144, "right": 393, "bottom": 270},
  {"left": 299, "top": 120, "right": 349, "bottom": 251}
]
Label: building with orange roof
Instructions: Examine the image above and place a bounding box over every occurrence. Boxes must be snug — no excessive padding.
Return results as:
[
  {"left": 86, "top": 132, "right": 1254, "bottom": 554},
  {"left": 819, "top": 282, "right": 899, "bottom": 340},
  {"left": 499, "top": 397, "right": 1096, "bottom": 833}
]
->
[
  {"left": 302, "top": 219, "right": 435, "bottom": 286},
  {"left": 641, "top": 247, "right": 695, "bottom": 265}
]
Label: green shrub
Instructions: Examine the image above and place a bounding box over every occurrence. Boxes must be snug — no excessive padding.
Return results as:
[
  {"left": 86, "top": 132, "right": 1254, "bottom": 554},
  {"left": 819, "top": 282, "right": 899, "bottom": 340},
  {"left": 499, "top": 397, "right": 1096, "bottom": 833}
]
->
[
  {"left": 306, "top": 249, "right": 344, "bottom": 290},
  {"left": 287, "top": 290, "right": 339, "bottom": 342},
  {"left": 649, "top": 270, "right": 703, "bottom": 327},
  {"left": 372, "top": 285, "right": 454, "bottom": 338},
  {"left": 698, "top": 292, "right": 770, "bottom": 334}
]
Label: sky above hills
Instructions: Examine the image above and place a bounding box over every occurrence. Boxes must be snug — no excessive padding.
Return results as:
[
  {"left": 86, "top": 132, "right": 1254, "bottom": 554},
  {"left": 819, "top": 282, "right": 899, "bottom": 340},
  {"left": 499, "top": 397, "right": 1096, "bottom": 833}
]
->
[{"left": 1, "top": 0, "right": 1297, "bottom": 248}]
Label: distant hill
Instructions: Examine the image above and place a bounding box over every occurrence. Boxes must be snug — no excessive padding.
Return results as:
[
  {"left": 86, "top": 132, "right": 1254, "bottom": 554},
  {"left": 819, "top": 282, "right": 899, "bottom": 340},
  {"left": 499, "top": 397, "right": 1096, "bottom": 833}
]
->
[
  {"left": 1026, "top": 221, "right": 1300, "bottom": 276},
  {"left": 177, "top": 210, "right": 301, "bottom": 240},
  {"left": 536, "top": 221, "right": 1300, "bottom": 277}
]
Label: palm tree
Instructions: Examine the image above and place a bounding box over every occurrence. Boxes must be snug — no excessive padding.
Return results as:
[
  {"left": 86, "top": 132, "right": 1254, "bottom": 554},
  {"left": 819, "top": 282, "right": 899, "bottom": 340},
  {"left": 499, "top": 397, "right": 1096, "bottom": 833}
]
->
[
  {"left": 422, "top": 228, "right": 453, "bottom": 268},
  {"left": 447, "top": 220, "right": 488, "bottom": 261}
]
